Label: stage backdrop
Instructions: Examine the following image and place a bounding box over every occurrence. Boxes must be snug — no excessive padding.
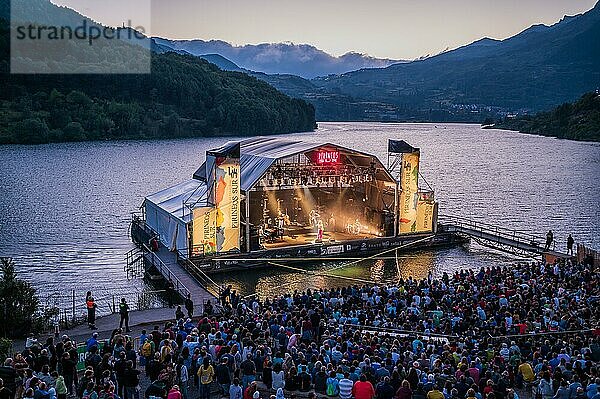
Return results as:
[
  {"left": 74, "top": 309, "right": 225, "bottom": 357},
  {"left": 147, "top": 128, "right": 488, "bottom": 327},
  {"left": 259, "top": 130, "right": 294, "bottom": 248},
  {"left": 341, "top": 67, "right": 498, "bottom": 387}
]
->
[{"left": 399, "top": 151, "right": 420, "bottom": 233}]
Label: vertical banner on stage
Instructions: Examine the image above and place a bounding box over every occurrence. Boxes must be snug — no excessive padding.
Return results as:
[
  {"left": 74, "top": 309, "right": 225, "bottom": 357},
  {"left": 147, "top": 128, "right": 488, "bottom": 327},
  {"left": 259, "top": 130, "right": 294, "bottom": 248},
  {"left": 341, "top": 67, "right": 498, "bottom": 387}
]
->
[
  {"left": 192, "top": 206, "right": 217, "bottom": 255},
  {"left": 415, "top": 191, "right": 435, "bottom": 233},
  {"left": 214, "top": 151, "right": 241, "bottom": 253},
  {"left": 399, "top": 151, "right": 420, "bottom": 233},
  {"left": 202, "top": 141, "right": 241, "bottom": 254}
]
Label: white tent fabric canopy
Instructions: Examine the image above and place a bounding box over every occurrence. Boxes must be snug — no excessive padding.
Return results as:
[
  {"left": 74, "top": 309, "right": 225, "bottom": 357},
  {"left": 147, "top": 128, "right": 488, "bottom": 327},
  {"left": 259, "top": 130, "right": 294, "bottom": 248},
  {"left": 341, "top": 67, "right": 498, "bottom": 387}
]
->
[{"left": 144, "top": 179, "right": 208, "bottom": 252}]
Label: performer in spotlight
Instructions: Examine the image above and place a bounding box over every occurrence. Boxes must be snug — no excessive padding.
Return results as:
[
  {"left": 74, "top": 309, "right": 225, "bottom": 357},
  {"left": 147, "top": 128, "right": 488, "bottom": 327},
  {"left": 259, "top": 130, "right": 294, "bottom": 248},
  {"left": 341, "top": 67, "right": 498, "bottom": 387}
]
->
[
  {"left": 328, "top": 213, "right": 336, "bottom": 232},
  {"left": 317, "top": 219, "right": 324, "bottom": 241},
  {"left": 309, "top": 209, "right": 317, "bottom": 227}
]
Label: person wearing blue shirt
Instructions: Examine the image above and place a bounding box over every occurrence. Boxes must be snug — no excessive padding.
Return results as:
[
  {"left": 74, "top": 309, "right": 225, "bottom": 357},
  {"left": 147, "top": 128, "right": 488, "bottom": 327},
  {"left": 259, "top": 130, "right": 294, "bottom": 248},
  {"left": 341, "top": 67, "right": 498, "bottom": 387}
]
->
[{"left": 86, "top": 333, "right": 99, "bottom": 352}]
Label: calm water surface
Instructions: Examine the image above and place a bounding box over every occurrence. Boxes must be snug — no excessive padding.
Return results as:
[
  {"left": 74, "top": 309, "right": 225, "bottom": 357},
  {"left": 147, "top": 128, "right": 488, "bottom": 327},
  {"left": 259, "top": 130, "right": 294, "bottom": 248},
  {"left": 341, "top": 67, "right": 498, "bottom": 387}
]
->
[{"left": 0, "top": 123, "right": 598, "bottom": 310}]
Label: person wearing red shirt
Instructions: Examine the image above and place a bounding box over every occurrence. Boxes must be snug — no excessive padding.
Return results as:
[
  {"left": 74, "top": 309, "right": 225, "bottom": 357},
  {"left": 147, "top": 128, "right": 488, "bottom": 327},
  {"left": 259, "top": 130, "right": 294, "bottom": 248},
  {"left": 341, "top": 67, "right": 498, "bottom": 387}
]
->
[{"left": 353, "top": 374, "right": 376, "bottom": 399}]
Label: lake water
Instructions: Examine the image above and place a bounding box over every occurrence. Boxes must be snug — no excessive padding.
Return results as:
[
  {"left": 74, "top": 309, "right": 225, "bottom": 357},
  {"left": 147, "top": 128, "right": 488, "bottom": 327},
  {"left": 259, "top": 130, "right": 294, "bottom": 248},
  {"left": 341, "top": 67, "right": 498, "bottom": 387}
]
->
[{"left": 1, "top": 123, "right": 598, "bottom": 312}]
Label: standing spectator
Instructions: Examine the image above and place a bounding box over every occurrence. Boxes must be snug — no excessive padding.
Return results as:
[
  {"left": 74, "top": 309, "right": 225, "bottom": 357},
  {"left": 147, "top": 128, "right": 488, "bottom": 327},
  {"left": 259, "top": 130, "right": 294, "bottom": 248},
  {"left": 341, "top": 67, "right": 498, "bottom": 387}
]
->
[
  {"left": 539, "top": 372, "right": 554, "bottom": 399},
  {"left": 216, "top": 358, "right": 231, "bottom": 396},
  {"left": 0, "top": 379, "right": 13, "bottom": 399},
  {"left": 123, "top": 361, "right": 140, "bottom": 399},
  {"left": 86, "top": 292, "right": 98, "bottom": 330},
  {"left": 197, "top": 358, "right": 214, "bottom": 399},
  {"left": 426, "top": 385, "right": 444, "bottom": 399},
  {"left": 176, "top": 360, "right": 189, "bottom": 399},
  {"left": 339, "top": 373, "right": 354, "bottom": 399},
  {"left": 395, "top": 380, "right": 412, "bottom": 399},
  {"left": 166, "top": 280, "right": 176, "bottom": 308},
  {"left": 326, "top": 371, "right": 339, "bottom": 397},
  {"left": 271, "top": 364, "right": 285, "bottom": 391},
  {"left": 0, "top": 359, "right": 16, "bottom": 399},
  {"left": 229, "top": 379, "right": 242, "bottom": 399},
  {"left": 376, "top": 377, "right": 395, "bottom": 399},
  {"left": 119, "top": 299, "right": 131, "bottom": 333},
  {"left": 240, "top": 355, "right": 256, "bottom": 389},
  {"left": 353, "top": 374, "right": 376, "bottom": 399},
  {"left": 184, "top": 295, "right": 194, "bottom": 318},
  {"left": 167, "top": 385, "right": 182, "bottom": 399},
  {"left": 567, "top": 234, "right": 574, "bottom": 255},
  {"left": 545, "top": 230, "right": 554, "bottom": 251},
  {"left": 53, "top": 373, "right": 66, "bottom": 399},
  {"left": 60, "top": 354, "right": 76, "bottom": 396},
  {"left": 298, "top": 366, "right": 311, "bottom": 392}
]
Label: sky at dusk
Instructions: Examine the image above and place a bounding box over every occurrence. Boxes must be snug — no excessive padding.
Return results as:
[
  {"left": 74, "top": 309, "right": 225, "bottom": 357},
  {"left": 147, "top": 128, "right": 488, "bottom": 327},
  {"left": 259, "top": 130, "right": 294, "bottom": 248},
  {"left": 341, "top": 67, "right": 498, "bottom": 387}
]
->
[{"left": 51, "top": 0, "right": 598, "bottom": 59}]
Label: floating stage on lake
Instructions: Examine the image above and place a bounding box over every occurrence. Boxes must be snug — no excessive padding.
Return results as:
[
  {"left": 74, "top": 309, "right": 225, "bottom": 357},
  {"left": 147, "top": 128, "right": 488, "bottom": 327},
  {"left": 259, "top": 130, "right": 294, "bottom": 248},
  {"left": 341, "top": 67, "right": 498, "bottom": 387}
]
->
[{"left": 128, "top": 137, "right": 577, "bottom": 295}]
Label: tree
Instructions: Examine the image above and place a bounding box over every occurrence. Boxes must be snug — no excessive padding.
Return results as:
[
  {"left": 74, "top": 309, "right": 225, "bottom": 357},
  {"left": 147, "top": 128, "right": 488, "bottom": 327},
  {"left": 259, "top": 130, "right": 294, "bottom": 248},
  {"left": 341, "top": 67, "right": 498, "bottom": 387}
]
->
[{"left": 0, "top": 257, "right": 40, "bottom": 338}]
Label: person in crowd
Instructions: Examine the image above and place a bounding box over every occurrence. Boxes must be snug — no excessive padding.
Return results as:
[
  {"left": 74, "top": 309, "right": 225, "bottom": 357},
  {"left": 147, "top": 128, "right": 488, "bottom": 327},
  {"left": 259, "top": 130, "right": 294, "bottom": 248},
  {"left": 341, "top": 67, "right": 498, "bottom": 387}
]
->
[
  {"left": 86, "top": 292, "right": 98, "bottom": 330},
  {"left": 184, "top": 295, "right": 194, "bottom": 319},
  {"left": 567, "top": 234, "right": 575, "bottom": 255},
  {"left": 119, "top": 299, "right": 131, "bottom": 333},
  {"left": 229, "top": 378, "right": 242, "bottom": 399}
]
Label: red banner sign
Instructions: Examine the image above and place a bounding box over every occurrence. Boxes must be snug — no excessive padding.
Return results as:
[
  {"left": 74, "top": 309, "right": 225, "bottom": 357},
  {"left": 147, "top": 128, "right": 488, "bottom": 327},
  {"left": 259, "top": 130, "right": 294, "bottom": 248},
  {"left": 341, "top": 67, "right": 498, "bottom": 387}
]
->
[{"left": 315, "top": 150, "right": 340, "bottom": 165}]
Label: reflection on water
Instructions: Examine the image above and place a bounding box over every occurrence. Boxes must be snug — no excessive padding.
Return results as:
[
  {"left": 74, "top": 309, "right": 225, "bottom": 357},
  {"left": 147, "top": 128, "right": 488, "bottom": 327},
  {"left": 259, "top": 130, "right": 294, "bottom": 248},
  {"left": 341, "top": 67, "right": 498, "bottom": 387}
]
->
[
  {"left": 210, "top": 245, "right": 517, "bottom": 299},
  {"left": 0, "top": 123, "right": 598, "bottom": 307}
]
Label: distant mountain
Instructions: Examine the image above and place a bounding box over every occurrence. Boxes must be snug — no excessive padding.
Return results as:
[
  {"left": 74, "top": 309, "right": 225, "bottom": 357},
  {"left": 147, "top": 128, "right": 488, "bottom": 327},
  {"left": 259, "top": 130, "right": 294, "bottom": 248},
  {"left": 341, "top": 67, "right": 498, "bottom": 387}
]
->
[
  {"left": 313, "top": 3, "right": 600, "bottom": 116},
  {"left": 153, "top": 38, "right": 404, "bottom": 78},
  {"left": 489, "top": 92, "right": 600, "bottom": 142}
]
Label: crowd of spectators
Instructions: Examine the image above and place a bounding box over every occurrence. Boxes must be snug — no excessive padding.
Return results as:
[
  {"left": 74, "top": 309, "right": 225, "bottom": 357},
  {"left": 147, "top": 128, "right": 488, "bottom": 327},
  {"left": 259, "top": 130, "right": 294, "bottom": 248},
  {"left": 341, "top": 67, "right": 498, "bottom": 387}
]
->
[{"left": 0, "top": 259, "right": 598, "bottom": 399}]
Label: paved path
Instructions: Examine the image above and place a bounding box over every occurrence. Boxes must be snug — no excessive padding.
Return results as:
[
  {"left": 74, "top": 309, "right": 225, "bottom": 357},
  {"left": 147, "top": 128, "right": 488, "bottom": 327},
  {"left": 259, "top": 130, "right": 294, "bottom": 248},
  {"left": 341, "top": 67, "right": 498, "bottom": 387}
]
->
[{"left": 13, "top": 306, "right": 184, "bottom": 351}]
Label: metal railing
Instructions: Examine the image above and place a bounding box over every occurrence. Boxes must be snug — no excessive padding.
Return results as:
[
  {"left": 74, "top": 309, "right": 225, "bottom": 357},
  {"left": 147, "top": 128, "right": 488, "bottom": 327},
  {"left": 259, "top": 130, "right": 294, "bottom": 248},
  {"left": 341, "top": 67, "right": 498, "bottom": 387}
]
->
[
  {"left": 38, "top": 287, "right": 168, "bottom": 331},
  {"left": 141, "top": 244, "right": 191, "bottom": 300},
  {"left": 130, "top": 214, "right": 159, "bottom": 246},
  {"left": 124, "top": 247, "right": 145, "bottom": 279},
  {"left": 176, "top": 249, "right": 222, "bottom": 298},
  {"left": 438, "top": 214, "right": 555, "bottom": 251}
]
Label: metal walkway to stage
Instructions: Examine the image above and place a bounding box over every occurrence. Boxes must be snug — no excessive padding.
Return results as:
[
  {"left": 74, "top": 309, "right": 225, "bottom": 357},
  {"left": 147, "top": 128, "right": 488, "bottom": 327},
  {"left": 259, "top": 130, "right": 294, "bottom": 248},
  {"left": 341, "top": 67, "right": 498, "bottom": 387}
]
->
[
  {"left": 127, "top": 217, "right": 220, "bottom": 311},
  {"left": 438, "top": 215, "right": 573, "bottom": 259}
]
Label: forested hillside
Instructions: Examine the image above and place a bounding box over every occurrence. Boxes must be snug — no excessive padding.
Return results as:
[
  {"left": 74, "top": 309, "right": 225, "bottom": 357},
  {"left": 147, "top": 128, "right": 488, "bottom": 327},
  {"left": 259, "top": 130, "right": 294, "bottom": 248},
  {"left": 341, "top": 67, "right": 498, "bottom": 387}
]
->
[
  {"left": 491, "top": 92, "right": 600, "bottom": 142},
  {"left": 0, "top": 17, "right": 315, "bottom": 144}
]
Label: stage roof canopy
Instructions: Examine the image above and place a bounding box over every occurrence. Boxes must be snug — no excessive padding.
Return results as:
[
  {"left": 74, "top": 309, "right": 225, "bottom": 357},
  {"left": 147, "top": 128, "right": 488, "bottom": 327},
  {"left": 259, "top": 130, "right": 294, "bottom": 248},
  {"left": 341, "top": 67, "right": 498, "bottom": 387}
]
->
[
  {"left": 144, "top": 179, "right": 208, "bottom": 222},
  {"left": 193, "top": 137, "right": 395, "bottom": 191}
]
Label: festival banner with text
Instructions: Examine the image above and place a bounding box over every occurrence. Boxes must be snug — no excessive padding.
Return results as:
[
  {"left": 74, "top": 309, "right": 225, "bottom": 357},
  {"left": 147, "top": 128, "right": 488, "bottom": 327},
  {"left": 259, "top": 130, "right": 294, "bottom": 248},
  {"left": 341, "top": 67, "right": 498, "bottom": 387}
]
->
[
  {"left": 214, "top": 155, "right": 241, "bottom": 253},
  {"left": 192, "top": 206, "right": 217, "bottom": 255},
  {"left": 399, "top": 151, "right": 420, "bottom": 233},
  {"left": 415, "top": 191, "right": 435, "bottom": 233}
]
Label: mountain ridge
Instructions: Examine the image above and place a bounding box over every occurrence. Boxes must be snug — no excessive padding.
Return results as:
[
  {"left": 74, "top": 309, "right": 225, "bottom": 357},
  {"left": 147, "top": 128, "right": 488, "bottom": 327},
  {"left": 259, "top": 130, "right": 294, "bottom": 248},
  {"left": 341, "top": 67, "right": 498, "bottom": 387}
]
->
[{"left": 153, "top": 37, "right": 405, "bottom": 78}]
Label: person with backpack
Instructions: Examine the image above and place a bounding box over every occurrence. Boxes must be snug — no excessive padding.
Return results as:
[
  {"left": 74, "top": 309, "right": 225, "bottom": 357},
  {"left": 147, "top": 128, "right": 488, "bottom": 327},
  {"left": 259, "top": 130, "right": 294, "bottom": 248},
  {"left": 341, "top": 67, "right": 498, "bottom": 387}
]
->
[
  {"left": 197, "top": 358, "right": 214, "bottom": 399},
  {"left": 140, "top": 339, "right": 154, "bottom": 368},
  {"left": 326, "top": 371, "right": 340, "bottom": 397},
  {"left": 119, "top": 299, "right": 131, "bottom": 333}
]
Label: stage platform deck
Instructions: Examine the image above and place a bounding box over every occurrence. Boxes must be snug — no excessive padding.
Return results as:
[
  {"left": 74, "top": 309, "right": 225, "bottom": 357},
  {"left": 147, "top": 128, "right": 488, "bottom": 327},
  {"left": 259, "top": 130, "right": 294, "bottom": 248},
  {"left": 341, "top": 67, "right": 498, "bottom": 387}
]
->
[{"left": 262, "top": 231, "right": 378, "bottom": 249}]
